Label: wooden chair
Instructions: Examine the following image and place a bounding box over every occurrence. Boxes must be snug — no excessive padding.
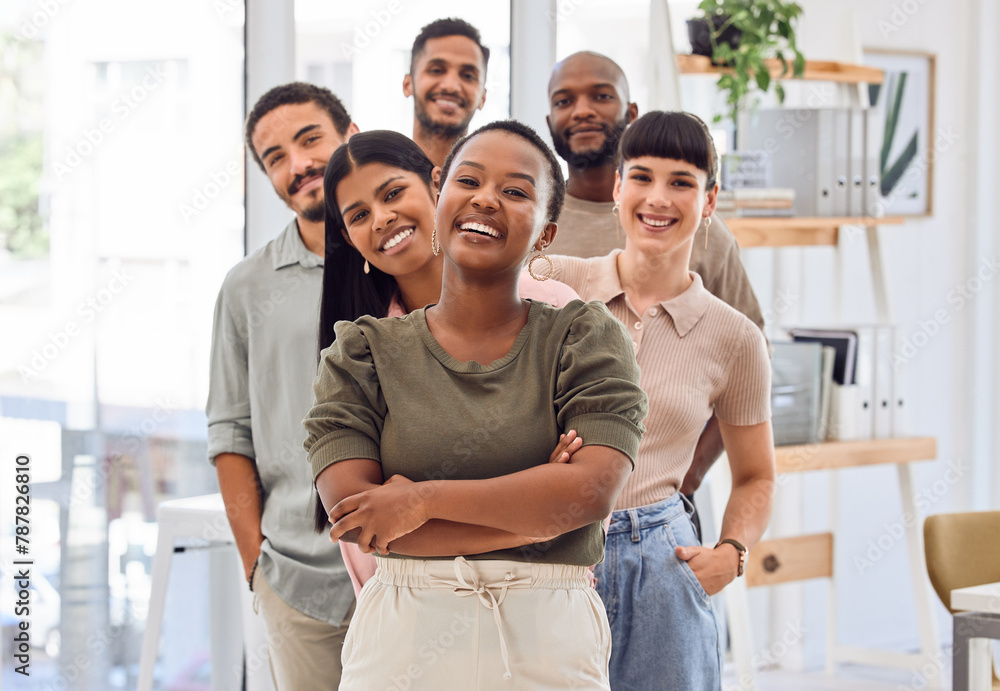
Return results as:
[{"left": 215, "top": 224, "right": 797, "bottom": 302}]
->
[{"left": 924, "top": 511, "right": 1000, "bottom": 688}]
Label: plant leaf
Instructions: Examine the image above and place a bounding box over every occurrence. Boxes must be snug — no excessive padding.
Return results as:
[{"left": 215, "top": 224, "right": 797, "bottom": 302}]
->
[
  {"left": 881, "top": 131, "right": 918, "bottom": 196},
  {"left": 793, "top": 52, "right": 805, "bottom": 76},
  {"left": 756, "top": 68, "right": 771, "bottom": 92},
  {"left": 881, "top": 72, "right": 908, "bottom": 172}
]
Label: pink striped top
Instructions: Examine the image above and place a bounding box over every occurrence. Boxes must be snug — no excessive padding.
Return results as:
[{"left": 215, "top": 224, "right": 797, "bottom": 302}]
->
[{"left": 551, "top": 250, "right": 771, "bottom": 510}]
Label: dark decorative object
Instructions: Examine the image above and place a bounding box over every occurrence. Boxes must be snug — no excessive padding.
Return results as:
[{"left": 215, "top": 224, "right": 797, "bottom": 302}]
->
[{"left": 687, "top": 16, "right": 741, "bottom": 61}]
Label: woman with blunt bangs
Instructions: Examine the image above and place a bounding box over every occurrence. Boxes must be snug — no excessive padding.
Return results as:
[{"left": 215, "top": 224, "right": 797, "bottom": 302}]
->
[
  {"left": 549, "top": 111, "right": 776, "bottom": 690},
  {"left": 303, "top": 121, "right": 647, "bottom": 690},
  {"left": 312, "top": 129, "right": 581, "bottom": 595}
]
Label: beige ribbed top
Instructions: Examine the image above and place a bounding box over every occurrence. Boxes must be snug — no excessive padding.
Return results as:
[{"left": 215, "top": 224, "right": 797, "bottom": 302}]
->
[{"left": 551, "top": 251, "right": 771, "bottom": 510}]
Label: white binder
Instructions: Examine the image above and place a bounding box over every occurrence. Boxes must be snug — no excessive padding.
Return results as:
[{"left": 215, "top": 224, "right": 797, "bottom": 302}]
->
[
  {"left": 849, "top": 108, "right": 866, "bottom": 217},
  {"left": 853, "top": 326, "right": 875, "bottom": 440},
  {"left": 891, "top": 328, "right": 910, "bottom": 436},
  {"left": 832, "top": 109, "right": 850, "bottom": 216},
  {"left": 829, "top": 384, "right": 860, "bottom": 441},
  {"left": 873, "top": 325, "right": 894, "bottom": 439},
  {"left": 863, "top": 107, "right": 884, "bottom": 219}
]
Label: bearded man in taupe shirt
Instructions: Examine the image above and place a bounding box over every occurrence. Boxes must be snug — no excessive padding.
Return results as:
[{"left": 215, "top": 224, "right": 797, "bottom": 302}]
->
[{"left": 545, "top": 51, "right": 766, "bottom": 516}]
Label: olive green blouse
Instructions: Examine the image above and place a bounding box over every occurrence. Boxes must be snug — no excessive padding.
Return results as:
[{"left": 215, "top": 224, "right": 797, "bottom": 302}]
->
[{"left": 303, "top": 300, "right": 648, "bottom": 565}]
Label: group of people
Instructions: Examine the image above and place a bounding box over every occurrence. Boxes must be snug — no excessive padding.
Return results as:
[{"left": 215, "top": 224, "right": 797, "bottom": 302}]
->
[{"left": 207, "top": 17, "right": 776, "bottom": 691}]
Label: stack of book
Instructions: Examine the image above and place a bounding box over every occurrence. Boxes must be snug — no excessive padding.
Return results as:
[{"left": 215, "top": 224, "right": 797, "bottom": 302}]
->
[{"left": 716, "top": 188, "right": 796, "bottom": 217}]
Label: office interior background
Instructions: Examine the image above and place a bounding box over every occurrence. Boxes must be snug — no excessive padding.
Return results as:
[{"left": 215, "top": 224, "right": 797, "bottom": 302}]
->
[{"left": 0, "top": 0, "right": 998, "bottom": 688}]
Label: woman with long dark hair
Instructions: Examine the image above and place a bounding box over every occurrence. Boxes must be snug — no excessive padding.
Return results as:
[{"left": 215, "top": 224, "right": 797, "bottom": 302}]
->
[
  {"left": 304, "top": 121, "right": 647, "bottom": 689},
  {"left": 550, "top": 111, "right": 776, "bottom": 689}
]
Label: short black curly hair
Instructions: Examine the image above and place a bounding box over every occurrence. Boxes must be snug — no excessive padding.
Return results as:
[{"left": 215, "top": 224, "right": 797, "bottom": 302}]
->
[
  {"left": 439, "top": 120, "right": 566, "bottom": 223},
  {"left": 245, "top": 82, "right": 353, "bottom": 172},
  {"left": 410, "top": 17, "right": 490, "bottom": 75}
]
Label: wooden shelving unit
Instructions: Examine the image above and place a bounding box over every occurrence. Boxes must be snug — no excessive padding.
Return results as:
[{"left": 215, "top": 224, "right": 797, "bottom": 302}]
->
[
  {"left": 774, "top": 436, "right": 937, "bottom": 474},
  {"left": 676, "top": 54, "right": 884, "bottom": 84},
  {"left": 725, "top": 215, "right": 905, "bottom": 247}
]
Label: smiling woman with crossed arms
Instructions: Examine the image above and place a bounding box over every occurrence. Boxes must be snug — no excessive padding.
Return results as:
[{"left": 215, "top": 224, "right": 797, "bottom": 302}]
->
[{"left": 303, "top": 120, "right": 647, "bottom": 690}]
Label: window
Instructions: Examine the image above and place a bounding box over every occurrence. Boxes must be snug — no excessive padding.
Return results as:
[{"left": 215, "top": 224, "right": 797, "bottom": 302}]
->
[{"left": 0, "top": 0, "right": 245, "bottom": 686}]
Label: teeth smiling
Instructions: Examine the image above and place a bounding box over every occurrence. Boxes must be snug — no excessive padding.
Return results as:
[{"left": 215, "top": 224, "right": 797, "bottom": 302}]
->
[
  {"left": 381, "top": 228, "right": 414, "bottom": 250},
  {"left": 459, "top": 222, "right": 502, "bottom": 238},
  {"left": 639, "top": 215, "right": 676, "bottom": 228}
]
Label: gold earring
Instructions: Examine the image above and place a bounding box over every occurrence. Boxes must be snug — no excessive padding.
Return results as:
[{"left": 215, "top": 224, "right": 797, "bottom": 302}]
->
[
  {"left": 528, "top": 249, "right": 554, "bottom": 281},
  {"left": 703, "top": 215, "right": 712, "bottom": 250},
  {"left": 363, "top": 259, "right": 370, "bottom": 275},
  {"left": 612, "top": 203, "right": 622, "bottom": 240},
  {"left": 431, "top": 226, "right": 440, "bottom": 256}
]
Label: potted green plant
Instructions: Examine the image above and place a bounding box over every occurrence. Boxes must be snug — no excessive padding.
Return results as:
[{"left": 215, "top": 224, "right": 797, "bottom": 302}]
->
[{"left": 688, "top": 0, "right": 807, "bottom": 123}]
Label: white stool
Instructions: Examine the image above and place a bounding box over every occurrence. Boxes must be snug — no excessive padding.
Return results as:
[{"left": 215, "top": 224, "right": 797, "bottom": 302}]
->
[{"left": 137, "top": 494, "right": 274, "bottom": 691}]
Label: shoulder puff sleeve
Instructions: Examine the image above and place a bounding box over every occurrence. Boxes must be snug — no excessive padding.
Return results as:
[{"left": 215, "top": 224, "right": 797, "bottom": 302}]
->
[
  {"left": 714, "top": 319, "right": 772, "bottom": 425},
  {"left": 554, "top": 301, "right": 648, "bottom": 468},
  {"left": 303, "top": 320, "right": 387, "bottom": 482}
]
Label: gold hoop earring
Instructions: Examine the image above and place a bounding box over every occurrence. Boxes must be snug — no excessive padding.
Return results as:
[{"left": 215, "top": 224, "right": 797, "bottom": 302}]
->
[
  {"left": 431, "top": 226, "right": 440, "bottom": 256},
  {"left": 703, "top": 215, "right": 712, "bottom": 250},
  {"left": 527, "top": 250, "right": 554, "bottom": 282},
  {"left": 363, "top": 259, "right": 370, "bottom": 275}
]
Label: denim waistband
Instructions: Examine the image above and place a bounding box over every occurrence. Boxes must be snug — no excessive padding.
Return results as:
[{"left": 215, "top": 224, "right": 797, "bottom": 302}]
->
[{"left": 607, "top": 493, "right": 688, "bottom": 535}]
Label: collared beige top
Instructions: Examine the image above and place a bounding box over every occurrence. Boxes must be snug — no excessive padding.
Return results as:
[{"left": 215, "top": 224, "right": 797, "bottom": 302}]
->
[{"left": 551, "top": 252, "right": 771, "bottom": 510}]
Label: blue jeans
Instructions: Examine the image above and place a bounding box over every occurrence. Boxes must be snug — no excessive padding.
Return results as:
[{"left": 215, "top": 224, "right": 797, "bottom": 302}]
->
[{"left": 595, "top": 494, "right": 722, "bottom": 691}]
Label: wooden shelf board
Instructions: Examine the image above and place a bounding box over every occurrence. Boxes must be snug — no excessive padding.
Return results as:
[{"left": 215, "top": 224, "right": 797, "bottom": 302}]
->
[
  {"left": 677, "top": 54, "right": 883, "bottom": 84},
  {"left": 774, "top": 437, "right": 937, "bottom": 474},
  {"left": 725, "top": 216, "right": 906, "bottom": 248}
]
